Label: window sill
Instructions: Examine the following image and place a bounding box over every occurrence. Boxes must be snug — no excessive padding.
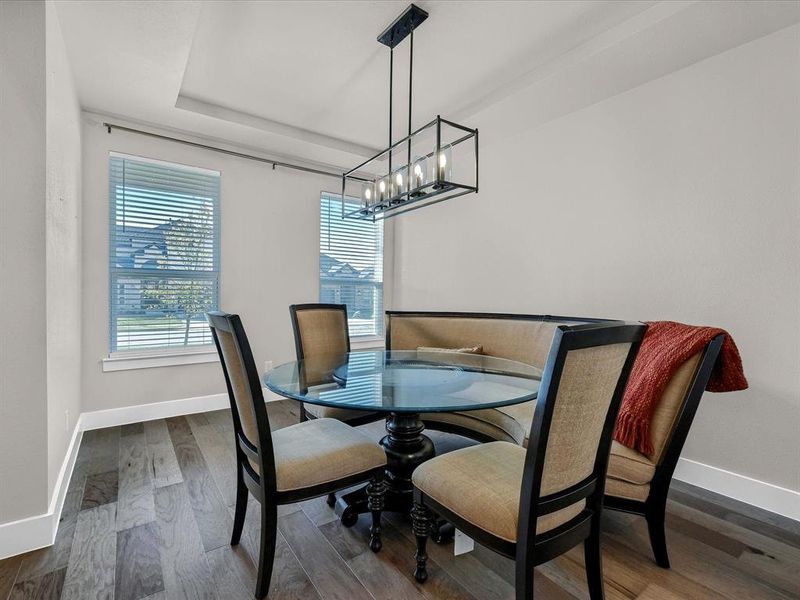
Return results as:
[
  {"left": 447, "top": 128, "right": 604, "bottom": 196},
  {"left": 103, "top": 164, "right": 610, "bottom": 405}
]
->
[
  {"left": 351, "top": 336, "right": 385, "bottom": 350},
  {"left": 102, "top": 347, "right": 218, "bottom": 372},
  {"left": 101, "top": 338, "right": 384, "bottom": 372}
]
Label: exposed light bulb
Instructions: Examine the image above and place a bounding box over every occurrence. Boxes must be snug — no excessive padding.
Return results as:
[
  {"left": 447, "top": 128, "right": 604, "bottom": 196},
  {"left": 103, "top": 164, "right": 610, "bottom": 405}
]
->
[
  {"left": 378, "top": 179, "right": 387, "bottom": 202},
  {"left": 395, "top": 172, "right": 403, "bottom": 187},
  {"left": 435, "top": 146, "right": 452, "bottom": 184},
  {"left": 365, "top": 188, "right": 372, "bottom": 201},
  {"left": 411, "top": 157, "right": 427, "bottom": 192}
]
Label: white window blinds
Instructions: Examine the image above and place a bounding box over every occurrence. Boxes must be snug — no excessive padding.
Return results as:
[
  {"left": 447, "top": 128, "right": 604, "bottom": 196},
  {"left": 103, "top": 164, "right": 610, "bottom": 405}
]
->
[
  {"left": 109, "top": 154, "right": 220, "bottom": 353},
  {"left": 320, "top": 193, "right": 384, "bottom": 337}
]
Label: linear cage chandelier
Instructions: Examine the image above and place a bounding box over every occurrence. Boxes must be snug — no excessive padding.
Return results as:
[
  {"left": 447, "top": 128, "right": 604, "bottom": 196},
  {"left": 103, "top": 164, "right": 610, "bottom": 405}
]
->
[{"left": 342, "top": 4, "right": 478, "bottom": 221}]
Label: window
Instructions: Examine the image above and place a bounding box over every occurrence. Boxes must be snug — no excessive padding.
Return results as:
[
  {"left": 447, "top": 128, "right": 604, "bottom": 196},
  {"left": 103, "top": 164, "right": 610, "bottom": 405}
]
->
[
  {"left": 319, "top": 193, "right": 384, "bottom": 337},
  {"left": 109, "top": 153, "right": 220, "bottom": 354}
]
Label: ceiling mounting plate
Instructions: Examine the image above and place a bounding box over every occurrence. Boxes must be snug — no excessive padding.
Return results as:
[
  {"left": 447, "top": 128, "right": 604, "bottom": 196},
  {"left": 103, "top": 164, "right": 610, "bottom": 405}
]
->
[{"left": 377, "top": 4, "right": 429, "bottom": 49}]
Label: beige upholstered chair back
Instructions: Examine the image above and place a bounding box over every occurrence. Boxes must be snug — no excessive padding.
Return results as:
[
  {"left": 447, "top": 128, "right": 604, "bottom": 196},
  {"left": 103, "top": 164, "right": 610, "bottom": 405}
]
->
[
  {"left": 291, "top": 304, "right": 350, "bottom": 387},
  {"left": 208, "top": 312, "right": 277, "bottom": 488},
  {"left": 386, "top": 314, "right": 593, "bottom": 369},
  {"left": 294, "top": 308, "right": 349, "bottom": 358},
  {"left": 539, "top": 342, "right": 634, "bottom": 496},
  {"left": 647, "top": 351, "right": 703, "bottom": 464},
  {"left": 213, "top": 326, "right": 263, "bottom": 451}
]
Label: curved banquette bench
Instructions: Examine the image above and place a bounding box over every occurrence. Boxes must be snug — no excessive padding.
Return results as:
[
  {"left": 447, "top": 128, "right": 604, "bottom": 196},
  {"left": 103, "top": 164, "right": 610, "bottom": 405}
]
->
[
  {"left": 385, "top": 311, "right": 608, "bottom": 444},
  {"left": 386, "top": 310, "right": 725, "bottom": 569}
]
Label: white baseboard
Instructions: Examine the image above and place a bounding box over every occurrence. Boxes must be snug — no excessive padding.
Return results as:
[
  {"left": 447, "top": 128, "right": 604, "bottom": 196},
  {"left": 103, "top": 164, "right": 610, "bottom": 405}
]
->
[
  {"left": 0, "top": 389, "right": 285, "bottom": 559},
  {"left": 0, "top": 416, "right": 83, "bottom": 560},
  {"left": 81, "top": 393, "right": 229, "bottom": 430},
  {"left": 81, "top": 388, "right": 283, "bottom": 431},
  {"left": 674, "top": 457, "right": 800, "bottom": 522},
  {"left": 0, "top": 512, "right": 58, "bottom": 561}
]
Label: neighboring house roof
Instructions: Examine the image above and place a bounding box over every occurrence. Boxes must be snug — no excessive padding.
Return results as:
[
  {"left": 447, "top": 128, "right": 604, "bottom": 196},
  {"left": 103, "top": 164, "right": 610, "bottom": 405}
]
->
[
  {"left": 321, "top": 253, "right": 376, "bottom": 280},
  {"left": 115, "top": 223, "right": 170, "bottom": 268},
  {"left": 319, "top": 253, "right": 341, "bottom": 274}
]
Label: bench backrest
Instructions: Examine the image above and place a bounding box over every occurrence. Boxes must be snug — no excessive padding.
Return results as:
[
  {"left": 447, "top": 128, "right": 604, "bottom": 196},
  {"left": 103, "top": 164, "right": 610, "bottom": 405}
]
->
[{"left": 385, "top": 311, "right": 610, "bottom": 370}]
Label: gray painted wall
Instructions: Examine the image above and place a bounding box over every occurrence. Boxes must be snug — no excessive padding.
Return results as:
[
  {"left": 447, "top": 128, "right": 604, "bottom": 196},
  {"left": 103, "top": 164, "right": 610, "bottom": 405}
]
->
[
  {"left": 0, "top": 0, "right": 83, "bottom": 525},
  {"left": 393, "top": 25, "right": 800, "bottom": 492},
  {"left": 46, "top": 0, "right": 83, "bottom": 502},
  {"left": 0, "top": 0, "right": 49, "bottom": 522}
]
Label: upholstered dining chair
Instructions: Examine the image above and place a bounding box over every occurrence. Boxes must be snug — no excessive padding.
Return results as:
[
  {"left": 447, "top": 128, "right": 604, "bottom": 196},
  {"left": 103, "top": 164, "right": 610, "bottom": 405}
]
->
[
  {"left": 290, "top": 303, "right": 385, "bottom": 508},
  {"left": 207, "top": 311, "right": 387, "bottom": 599},
  {"left": 604, "top": 334, "right": 726, "bottom": 568},
  {"left": 410, "top": 322, "right": 646, "bottom": 600},
  {"left": 290, "top": 303, "right": 384, "bottom": 426}
]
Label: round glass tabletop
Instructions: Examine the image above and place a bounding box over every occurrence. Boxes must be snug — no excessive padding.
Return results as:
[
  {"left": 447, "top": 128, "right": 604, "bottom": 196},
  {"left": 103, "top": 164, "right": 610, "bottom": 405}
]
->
[{"left": 265, "top": 350, "right": 542, "bottom": 414}]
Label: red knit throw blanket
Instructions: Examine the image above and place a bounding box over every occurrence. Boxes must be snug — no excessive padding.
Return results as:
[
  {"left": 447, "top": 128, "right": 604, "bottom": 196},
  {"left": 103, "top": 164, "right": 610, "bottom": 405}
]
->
[{"left": 614, "top": 321, "right": 748, "bottom": 456}]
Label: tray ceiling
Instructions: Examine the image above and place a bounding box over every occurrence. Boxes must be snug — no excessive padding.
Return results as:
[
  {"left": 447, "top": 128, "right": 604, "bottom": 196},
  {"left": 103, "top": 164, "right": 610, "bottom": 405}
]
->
[{"left": 55, "top": 1, "right": 800, "bottom": 168}]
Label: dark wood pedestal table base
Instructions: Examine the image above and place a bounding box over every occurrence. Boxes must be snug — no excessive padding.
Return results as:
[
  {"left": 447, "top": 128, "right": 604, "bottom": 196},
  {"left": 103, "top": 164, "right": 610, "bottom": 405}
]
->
[
  {"left": 336, "top": 412, "right": 435, "bottom": 525},
  {"left": 265, "top": 350, "right": 541, "bottom": 528}
]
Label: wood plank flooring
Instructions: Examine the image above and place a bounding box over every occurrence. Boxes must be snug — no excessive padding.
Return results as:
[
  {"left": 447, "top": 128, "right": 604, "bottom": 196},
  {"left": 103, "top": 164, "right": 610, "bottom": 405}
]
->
[{"left": 2, "top": 400, "right": 797, "bottom": 600}]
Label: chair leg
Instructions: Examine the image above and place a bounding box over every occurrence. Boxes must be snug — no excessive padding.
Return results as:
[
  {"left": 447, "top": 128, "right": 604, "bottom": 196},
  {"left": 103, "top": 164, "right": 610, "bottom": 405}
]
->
[
  {"left": 231, "top": 463, "right": 248, "bottom": 546},
  {"left": 367, "top": 474, "right": 387, "bottom": 552},
  {"left": 326, "top": 493, "right": 337, "bottom": 507},
  {"left": 584, "top": 518, "right": 605, "bottom": 600},
  {"left": 646, "top": 500, "right": 670, "bottom": 569},
  {"left": 411, "top": 502, "right": 432, "bottom": 583},
  {"left": 255, "top": 502, "right": 278, "bottom": 599},
  {"left": 515, "top": 543, "right": 536, "bottom": 600}
]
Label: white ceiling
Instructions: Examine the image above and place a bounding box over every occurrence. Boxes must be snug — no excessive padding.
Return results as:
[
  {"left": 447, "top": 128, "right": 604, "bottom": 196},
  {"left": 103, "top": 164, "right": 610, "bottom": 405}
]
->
[{"left": 55, "top": 1, "right": 800, "bottom": 169}]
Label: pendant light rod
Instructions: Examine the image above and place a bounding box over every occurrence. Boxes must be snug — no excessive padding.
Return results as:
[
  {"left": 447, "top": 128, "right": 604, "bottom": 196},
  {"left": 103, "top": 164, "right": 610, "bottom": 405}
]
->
[
  {"left": 381, "top": 5, "right": 426, "bottom": 182},
  {"left": 407, "top": 29, "right": 413, "bottom": 169},
  {"left": 388, "top": 46, "right": 393, "bottom": 174}
]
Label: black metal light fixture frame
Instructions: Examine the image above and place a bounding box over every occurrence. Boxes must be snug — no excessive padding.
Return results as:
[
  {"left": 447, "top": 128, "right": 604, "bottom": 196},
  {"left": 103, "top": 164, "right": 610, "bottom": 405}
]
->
[{"left": 342, "top": 4, "right": 479, "bottom": 221}]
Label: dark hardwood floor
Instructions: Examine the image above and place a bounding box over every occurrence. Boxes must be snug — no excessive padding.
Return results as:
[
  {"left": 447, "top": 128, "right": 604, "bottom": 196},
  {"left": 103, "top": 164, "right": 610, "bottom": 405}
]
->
[{"left": 2, "top": 401, "right": 798, "bottom": 600}]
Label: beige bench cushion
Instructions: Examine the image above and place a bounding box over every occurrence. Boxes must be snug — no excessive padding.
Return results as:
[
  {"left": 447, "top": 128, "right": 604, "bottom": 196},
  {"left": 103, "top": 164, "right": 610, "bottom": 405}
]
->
[
  {"left": 647, "top": 352, "right": 703, "bottom": 463},
  {"left": 412, "top": 442, "right": 585, "bottom": 543},
  {"left": 497, "top": 401, "right": 537, "bottom": 445},
  {"left": 603, "top": 352, "right": 704, "bottom": 503},
  {"left": 272, "top": 418, "right": 386, "bottom": 492},
  {"left": 608, "top": 441, "right": 656, "bottom": 485},
  {"left": 304, "top": 403, "right": 380, "bottom": 422},
  {"left": 605, "top": 476, "right": 650, "bottom": 502},
  {"left": 422, "top": 400, "right": 536, "bottom": 446},
  {"left": 421, "top": 411, "right": 517, "bottom": 443}
]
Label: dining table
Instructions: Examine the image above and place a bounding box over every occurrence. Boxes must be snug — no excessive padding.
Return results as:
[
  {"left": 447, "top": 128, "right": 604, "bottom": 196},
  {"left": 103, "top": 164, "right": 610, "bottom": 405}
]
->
[{"left": 265, "top": 349, "right": 542, "bottom": 530}]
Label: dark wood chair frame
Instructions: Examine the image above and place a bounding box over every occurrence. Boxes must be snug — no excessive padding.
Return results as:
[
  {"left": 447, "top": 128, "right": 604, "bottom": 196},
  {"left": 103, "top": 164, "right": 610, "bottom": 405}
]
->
[
  {"left": 385, "top": 310, "right": 613, "bottom": 443},
  {"left": 604, "top": 333, "right": 725, "bottom": 569},
  {"left": 289, "top": 303, "right": 386, "bottom": 509},
  {"left": 290, "top": 303, "right": 385, "bottom": 426},
  {"left": 208, "top": 311, "right": 387, "bottom": 599},
  {"left": 410, "top": 322, "right": 646, "bottom": 600}
]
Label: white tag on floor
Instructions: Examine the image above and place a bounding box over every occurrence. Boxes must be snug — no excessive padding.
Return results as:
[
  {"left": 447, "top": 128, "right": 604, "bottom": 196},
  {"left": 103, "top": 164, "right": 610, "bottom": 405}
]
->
[{"left": 454, "top": 529, "right": 474, "bottom": 555}]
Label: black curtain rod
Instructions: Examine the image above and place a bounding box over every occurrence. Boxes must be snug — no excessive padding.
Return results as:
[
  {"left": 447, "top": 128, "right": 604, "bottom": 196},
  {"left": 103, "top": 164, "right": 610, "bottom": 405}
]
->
[{"left": 103, "top": 122, "right": 358, "bottom": 182}]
